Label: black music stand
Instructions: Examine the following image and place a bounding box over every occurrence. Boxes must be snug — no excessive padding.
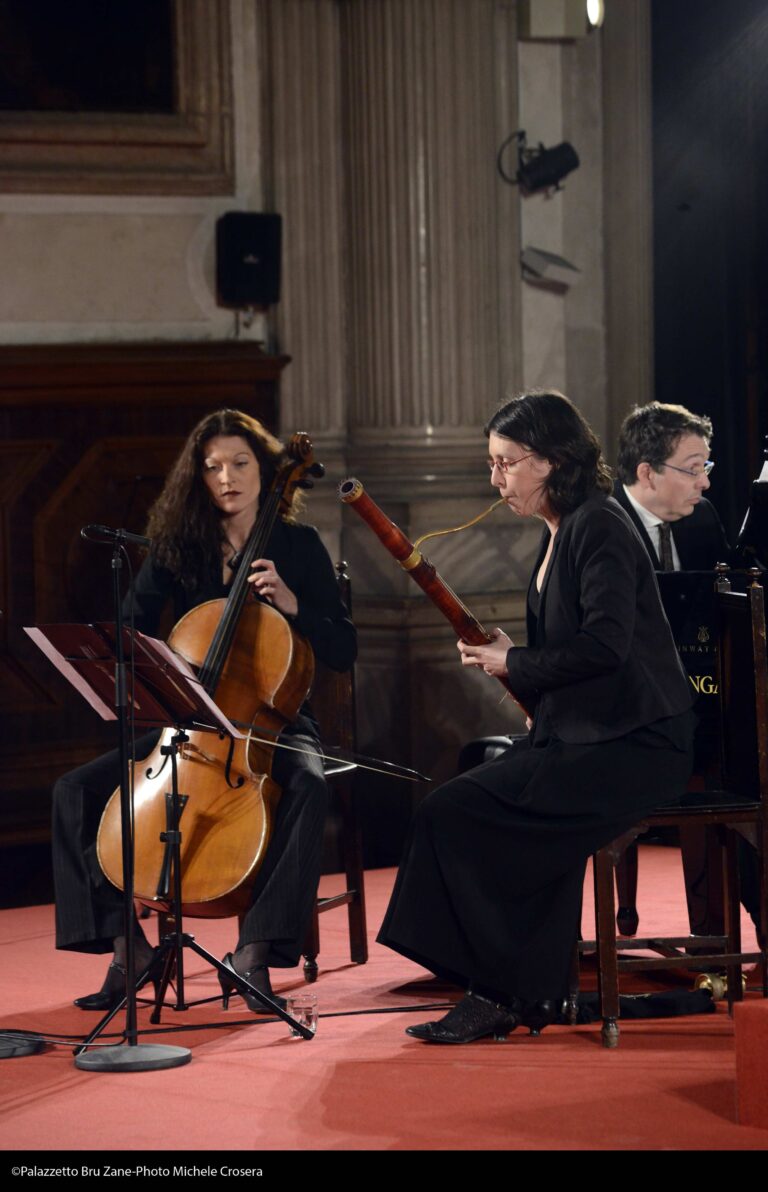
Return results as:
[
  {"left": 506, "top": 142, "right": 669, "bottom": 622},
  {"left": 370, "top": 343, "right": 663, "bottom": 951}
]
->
[{"left": 27, "top": 620, "right": 313, "bottom": 1069}]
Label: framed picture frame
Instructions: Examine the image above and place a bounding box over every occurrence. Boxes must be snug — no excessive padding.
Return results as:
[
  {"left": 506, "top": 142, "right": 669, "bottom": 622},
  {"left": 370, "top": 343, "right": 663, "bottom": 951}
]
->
[{"left": 0, "top": 0, "right": 233, "bottom": 195}]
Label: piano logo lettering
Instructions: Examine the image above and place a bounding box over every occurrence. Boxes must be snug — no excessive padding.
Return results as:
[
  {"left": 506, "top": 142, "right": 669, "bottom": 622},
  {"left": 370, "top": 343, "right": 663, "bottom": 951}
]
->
[{"left": 688, "top": 674, "right": 718, "bottom": 695}]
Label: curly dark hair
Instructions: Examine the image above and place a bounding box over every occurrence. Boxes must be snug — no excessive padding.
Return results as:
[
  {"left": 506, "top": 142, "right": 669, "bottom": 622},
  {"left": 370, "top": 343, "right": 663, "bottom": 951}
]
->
[
  {"left": 146, "top": 409, "right": 296, "bottom": 591},
  {"left": 484, "top": 390, "right": 613, "bottom": 516},
  {"left": 616, "top": 402, "right": 713, "bottom": 485}
]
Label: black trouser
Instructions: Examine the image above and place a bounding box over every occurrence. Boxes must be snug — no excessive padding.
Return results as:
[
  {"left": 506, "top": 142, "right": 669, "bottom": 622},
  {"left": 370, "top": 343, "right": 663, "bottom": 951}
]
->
[{"left": 681, "top": 824, "right": 762, "bottom": 940}]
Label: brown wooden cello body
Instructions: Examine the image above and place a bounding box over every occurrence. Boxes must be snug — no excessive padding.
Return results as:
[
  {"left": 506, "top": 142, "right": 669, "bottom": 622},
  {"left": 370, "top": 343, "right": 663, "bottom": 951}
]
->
[{"left": 97, "top": 435, "right": 319, "bottom": 918}]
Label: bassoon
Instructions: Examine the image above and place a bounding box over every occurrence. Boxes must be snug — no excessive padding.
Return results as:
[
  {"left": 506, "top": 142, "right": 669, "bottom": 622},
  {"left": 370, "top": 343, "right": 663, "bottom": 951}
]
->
[{"left": 339, "top": 477, "right": 529, "bottom": 716}]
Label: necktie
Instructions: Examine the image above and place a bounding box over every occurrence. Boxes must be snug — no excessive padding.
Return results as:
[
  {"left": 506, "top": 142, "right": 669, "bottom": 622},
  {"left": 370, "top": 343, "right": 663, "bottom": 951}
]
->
[{"left": 658, "top": 522, "right": 674, "bottom": 571}]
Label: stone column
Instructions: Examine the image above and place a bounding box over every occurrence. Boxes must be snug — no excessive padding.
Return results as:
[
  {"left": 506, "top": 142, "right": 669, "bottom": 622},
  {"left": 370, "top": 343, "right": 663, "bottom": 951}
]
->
[
  {"left": 260, "top": 1, "right": 532, "bottom": 800},
  {"left": 562, "top": 29, "right": 607, "bottom": 446},
  {"left": 337, "top": 0, "right": 531, "bottom": 784},
  {"left": 602, "top": 0, "right": 654, "bottom": 449},
  {"left": 256, "top": 0, "right": 348, "bottom": 577},
  {"left": 257, "top": 0, "right": 347, "bottom": 459},
  {"left": 339, "top": 0, "right": 522, "bottom": 489}
]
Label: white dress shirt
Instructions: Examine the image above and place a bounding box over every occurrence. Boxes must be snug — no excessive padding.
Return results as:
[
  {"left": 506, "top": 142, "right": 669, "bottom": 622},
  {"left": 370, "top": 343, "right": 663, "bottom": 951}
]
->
[{"left": 622, "top": 485, "right": 682, "bottom": 570}]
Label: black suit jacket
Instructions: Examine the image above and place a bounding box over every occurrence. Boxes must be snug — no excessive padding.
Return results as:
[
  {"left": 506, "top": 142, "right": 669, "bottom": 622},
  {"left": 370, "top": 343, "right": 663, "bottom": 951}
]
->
[
  {"left": 611, "top": 481, "right": 729, "bottom": 570},
  {"left": 505, "top": 493, "right": 692, "bottom": 745}
]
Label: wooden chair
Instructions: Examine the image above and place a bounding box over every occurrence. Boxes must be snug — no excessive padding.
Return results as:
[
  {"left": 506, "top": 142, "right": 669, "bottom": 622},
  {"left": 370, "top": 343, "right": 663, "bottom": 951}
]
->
[
  {"left": 578, "top": 568, "right": 768, "bottom": 1047},
  {"left": 302, "top": 560, "right": 367, "bottom": 981}
]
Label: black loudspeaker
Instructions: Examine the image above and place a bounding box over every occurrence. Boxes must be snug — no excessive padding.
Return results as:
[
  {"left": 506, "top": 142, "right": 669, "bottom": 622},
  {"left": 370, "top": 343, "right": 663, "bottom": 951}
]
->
[{"left": 216, "top": 212, "right": 282, "bottom": 309}]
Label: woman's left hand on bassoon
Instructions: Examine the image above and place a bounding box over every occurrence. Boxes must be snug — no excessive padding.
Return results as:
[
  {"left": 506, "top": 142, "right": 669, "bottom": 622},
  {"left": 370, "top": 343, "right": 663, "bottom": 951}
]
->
[{"left": 457, "top": 627, "right": 513, "bottom": 677}]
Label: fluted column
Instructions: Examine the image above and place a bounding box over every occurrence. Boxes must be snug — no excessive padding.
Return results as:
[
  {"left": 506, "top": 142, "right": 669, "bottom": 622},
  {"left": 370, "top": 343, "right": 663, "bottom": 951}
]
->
[
  {"left": 340, "top": 0, "right": 522, "bottom": 489},
  {"left": 602, "top": 0, "right": 654, "bottom": 449},
  {"left": 258, "top": 1, "right": 531, "bottom": 795},
  {"left": 258, "top": 0, "right": 347, "bottom": 455}
]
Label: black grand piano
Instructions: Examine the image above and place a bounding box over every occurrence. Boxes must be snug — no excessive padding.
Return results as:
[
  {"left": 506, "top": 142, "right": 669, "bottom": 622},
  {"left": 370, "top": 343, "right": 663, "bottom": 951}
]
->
[{"left": 661, "top": 449, "right": 768, "bottom": 784}]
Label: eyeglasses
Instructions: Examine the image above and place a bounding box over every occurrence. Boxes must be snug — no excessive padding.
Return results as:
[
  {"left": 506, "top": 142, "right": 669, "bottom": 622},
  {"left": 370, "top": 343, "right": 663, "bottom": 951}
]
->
[
  {"left": 659, "top": 460, "right": 715, "bottom": 479},
  {"left": 487, "top": 452, "right": 534, "bottom": 474}
]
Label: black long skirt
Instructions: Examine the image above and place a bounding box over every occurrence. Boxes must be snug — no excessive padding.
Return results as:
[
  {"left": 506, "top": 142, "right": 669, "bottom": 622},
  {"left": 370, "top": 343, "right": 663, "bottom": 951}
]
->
[
  {"left": 377, "top": 721, "right": 694, "bottom": 1004},
  {"left": 51, "top": 715, "right": 327, "bottom": 967}
]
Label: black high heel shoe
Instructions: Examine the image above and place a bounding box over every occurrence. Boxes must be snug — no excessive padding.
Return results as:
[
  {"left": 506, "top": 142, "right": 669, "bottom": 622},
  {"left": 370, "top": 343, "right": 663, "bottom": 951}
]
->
[
  {"left": 218, "top": 953, "right": 287, "bottom": 1013},
  {"left": 74, "top": 949, "right": 163, "bottom": 1011},
  {"left": 405, "top": 993, "right": 521, "bottom": 1044}
]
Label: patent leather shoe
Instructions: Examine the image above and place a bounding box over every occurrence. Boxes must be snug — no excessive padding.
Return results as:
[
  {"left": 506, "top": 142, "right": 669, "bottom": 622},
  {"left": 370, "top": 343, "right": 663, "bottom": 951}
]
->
[
  {"left": 218, "top": 953, "right": 287, "bottom": 1013},
  {"left": 405, "top": 993, "right": 521, "bottom": 1044},
  {"left": 74, "top": 950, "right": 162, "bottom": 1011},
  {"left": 520, "top": 999, "right": 558, "bottom": 1036}
]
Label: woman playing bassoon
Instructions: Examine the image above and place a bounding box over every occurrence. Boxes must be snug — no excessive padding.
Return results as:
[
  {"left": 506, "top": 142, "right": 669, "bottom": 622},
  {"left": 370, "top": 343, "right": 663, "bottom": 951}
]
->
[{"left": 378, "top": 391, "right": 695, "bottom": 1043}]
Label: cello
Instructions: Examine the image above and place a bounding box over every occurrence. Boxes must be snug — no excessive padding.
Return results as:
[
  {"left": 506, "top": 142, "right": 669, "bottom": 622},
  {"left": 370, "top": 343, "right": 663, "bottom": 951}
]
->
[{"left": 97, "top": 433, "right": 322, "bottom": 919}]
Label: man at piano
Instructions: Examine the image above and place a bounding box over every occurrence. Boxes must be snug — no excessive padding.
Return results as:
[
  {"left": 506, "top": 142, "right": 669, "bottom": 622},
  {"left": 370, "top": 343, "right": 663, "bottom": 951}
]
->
[
  {"left": 613, "top": 402, "right": 727, "bottom": 571},
  {"left": 614, "top": 401, "right": 760, "bottom": 946}
]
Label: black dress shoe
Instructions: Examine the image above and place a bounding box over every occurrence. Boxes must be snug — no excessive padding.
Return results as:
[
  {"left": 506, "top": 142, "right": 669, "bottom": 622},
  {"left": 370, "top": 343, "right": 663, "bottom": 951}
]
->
[
  {"left": 74, "top": 950, "right": 162, "bottom": 1011},
  {"left": 218, "top": 953, "right": 287, "bottom": 1013},
  {"left": 405, "top": 993, "right": 521, "bottom": 1044},
  {"left": 520, "top": 1000, "right": 558, "bottom": 1036}
]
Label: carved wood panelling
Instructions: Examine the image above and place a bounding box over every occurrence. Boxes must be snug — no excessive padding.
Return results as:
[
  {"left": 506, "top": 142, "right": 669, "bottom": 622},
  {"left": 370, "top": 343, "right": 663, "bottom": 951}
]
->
[{"left": 0, "top": 341, "right": 287, "bottom": 842}]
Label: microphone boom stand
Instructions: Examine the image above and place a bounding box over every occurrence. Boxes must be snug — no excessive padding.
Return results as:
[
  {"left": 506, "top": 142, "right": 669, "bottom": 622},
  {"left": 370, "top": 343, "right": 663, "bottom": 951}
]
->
[{"left": 30, "top": 529, "right": 314, "bottom": 1065}]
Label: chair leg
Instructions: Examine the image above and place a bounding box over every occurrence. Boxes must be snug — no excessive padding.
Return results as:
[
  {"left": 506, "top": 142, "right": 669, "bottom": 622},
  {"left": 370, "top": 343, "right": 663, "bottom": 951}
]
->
[
  {"left": 759, "top": 816, "right": 768, "bottom": 997},
  {"left": 566, "top": 937, "right": 580, "bottom": 1025},
  {"left": 339, "top": 779, "right": 368, "bottom": 964},
  {"left": 594, "top": 848, "right": 620, "bottom": 1048},
  {"left": 722, "top": 827, "right": 743, "bottom": 1014},
  {"left": 299, "top": 772, "right": 368, "bottom": 979}
]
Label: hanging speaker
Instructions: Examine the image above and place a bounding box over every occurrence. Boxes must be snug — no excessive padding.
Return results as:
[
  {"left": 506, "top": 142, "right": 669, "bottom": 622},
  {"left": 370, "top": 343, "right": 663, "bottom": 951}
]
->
[{"left": 216, "top": 212, "right": 282, "bottom": 309}]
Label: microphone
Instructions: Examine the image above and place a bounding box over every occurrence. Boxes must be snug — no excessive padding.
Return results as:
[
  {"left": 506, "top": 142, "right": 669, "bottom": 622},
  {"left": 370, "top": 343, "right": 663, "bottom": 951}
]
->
[{"left": 81, "top": 525, "right": 151, "bottom": 548}]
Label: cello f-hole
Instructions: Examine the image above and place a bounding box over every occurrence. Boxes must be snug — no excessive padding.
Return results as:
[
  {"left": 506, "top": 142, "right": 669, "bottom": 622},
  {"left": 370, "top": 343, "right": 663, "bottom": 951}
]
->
[
  {"left": 224, "top": 735, "right": 244, "bottom": 789},
  {"left": 146, "top": 753, "right": 169, "bottom": 780}
]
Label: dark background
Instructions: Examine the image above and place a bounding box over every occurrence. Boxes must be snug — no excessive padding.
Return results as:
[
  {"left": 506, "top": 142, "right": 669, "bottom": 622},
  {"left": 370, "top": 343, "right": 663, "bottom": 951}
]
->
[
  {"left": 653, "top": 0, "right": 768, "bottom": 539},
  {"left": 0, "top": 0, "right": 175, "bottom": 113}
]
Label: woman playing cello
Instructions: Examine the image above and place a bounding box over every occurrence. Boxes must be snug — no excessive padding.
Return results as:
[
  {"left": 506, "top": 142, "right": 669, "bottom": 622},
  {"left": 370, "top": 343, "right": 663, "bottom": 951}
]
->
[
  {"left": 52, "top": 409, "right": 356, "bottom": 1011},
  {"left": 378, "top": 391, "right": 695, "bottom": 1043}
]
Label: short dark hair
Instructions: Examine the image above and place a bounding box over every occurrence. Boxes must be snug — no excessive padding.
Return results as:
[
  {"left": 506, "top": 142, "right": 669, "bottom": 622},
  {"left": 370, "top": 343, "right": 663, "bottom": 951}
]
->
[
  {"left": 617, "top": 402, "right": 713, "bottom": 485},
  {"left": 484, "top": 390, "right": 612, "bottom": 516}
]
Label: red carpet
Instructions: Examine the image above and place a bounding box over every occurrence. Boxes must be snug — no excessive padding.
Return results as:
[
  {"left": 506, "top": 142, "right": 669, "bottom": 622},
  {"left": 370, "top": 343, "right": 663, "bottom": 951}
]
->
[{"left": 0, "top": 850, "right": 766, "bottom": 1153}]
